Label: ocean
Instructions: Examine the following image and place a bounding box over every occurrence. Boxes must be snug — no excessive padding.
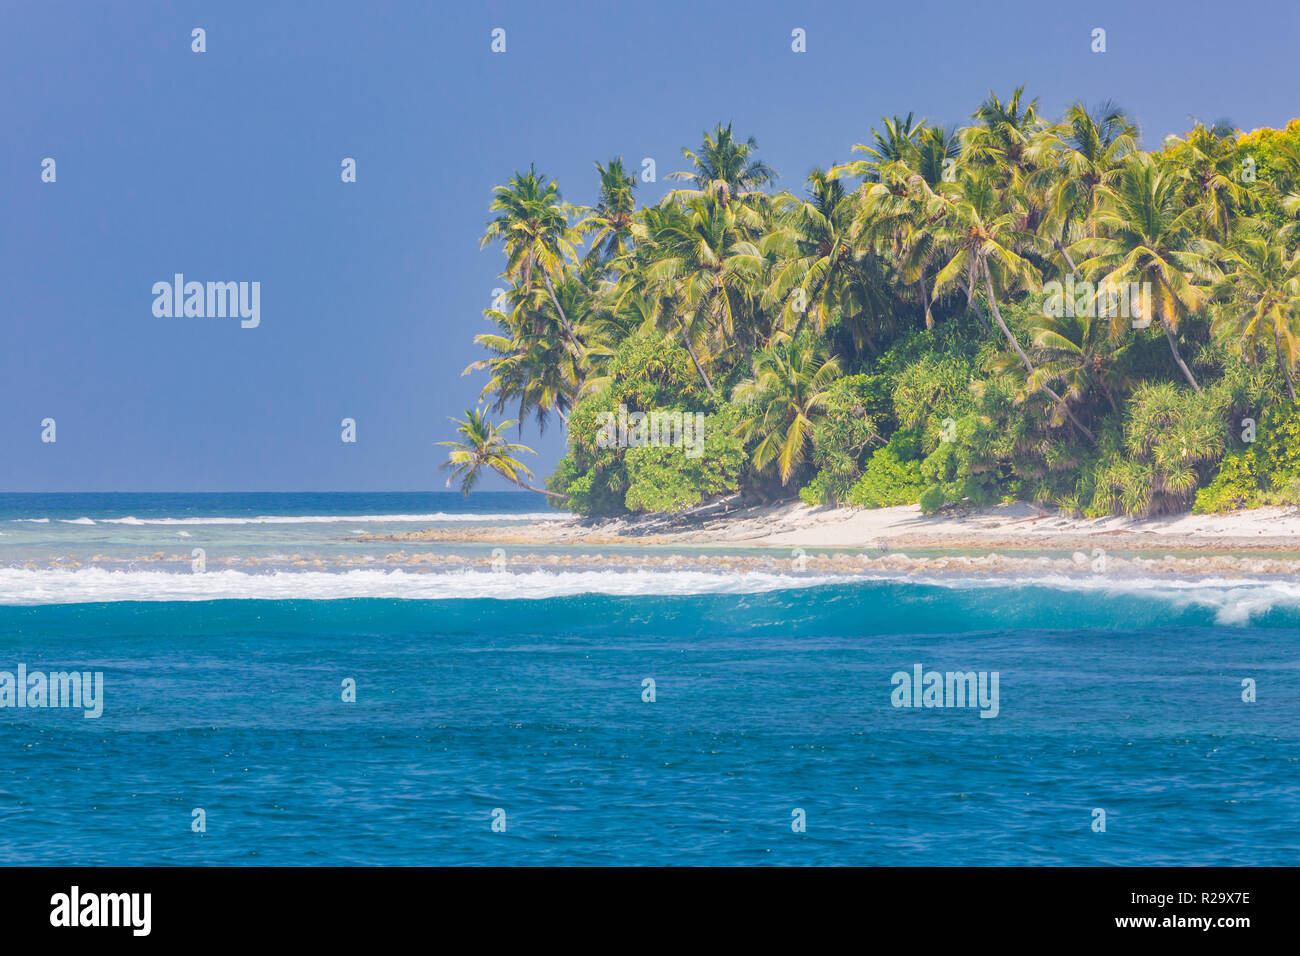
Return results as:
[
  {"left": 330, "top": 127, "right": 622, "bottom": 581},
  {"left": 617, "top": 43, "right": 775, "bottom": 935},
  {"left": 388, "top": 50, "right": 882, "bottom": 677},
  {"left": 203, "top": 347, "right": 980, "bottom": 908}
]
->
[{"left": 0, "top": 492, "right": 1296, "bottom": 865}]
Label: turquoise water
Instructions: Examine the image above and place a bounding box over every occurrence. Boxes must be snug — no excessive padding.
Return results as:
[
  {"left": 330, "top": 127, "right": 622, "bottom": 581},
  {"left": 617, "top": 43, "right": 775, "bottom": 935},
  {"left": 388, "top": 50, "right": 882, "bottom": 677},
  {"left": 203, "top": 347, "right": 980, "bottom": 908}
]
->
[{"left": 0, "top": 494, "right": 1297, "bottom": 865}]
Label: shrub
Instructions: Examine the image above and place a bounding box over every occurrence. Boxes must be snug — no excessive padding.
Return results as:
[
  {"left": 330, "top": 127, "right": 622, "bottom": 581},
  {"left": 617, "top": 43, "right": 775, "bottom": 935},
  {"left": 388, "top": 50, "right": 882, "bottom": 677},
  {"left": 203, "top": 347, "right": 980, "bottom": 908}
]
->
[
  {"left": 847, "top": 431, "right": 926, "bottom": 507},
  {"left": 623, "top": 405, "right": 745, "bottom": 513}
]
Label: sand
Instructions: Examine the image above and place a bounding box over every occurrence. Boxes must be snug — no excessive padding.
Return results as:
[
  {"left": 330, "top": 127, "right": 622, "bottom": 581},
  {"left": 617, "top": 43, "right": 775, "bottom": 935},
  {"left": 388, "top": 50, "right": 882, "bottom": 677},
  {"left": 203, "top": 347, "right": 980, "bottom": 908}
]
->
[{"left": 360, "top": 501, "right": 1300, "bottom": 555}]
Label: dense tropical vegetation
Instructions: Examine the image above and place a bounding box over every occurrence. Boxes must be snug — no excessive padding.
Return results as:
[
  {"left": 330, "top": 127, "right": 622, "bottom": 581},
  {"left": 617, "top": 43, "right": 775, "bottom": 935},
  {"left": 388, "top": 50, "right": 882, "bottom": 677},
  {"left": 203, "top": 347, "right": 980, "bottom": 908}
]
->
[{"left": 445, "top": 92, "right": 1300, "bottom": 518}]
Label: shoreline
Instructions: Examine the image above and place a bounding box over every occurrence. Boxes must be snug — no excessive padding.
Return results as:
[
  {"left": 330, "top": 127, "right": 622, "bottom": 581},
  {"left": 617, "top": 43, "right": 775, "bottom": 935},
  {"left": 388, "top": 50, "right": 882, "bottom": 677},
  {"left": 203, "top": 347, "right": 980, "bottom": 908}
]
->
[{"left": 357, "top": 500, "right": 1300, "bottom": 558}]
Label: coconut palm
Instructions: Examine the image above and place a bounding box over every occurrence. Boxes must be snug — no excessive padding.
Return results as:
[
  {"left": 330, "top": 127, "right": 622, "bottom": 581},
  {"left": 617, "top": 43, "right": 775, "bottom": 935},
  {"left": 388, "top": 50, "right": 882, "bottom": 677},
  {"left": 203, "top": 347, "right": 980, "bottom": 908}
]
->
[
  {"left": 481, "top": 165, "right": 587, "bottom": 350},
  {"left": 643, "top": 193, "right": 766, "bottom": 384},
  {"left": 667, "top": 122, "right": 776, "bottom": 204},
  {"left": 437, "top": 408, "right": 564, "bottom": 498},
  {"left": 1036, "top": 102, "right": 1138, "bottom": 273},
  {"left": 1072, "top": 155, "right": 1224, "bottom": 393},
  {"left": 583, "top": 158, "right": 639, "bottom": 269},
  {"left": 605, "top": 203, "right": 719, "bottom": 390},
  {"left": 1214, "top": 232, "right": 1300, "bottom": 401},
  {"left": 837, "top": 120, "right": 953, "bottom": 330},
  {"left": 762, "top": 169, "right": 900, "bottom": 353},
  {"left": 962, "top": 86, "right": 1045, "bottom": 183},
  {"left": 1163, "top": 121, "right": 1250, "bottom": 242},
  {"left": 930, "top": 168, "right": 1097, "bottom": 439},
  {"left": 1003, "top": 311, "right": 1132, "bottom": 419},
  {"left": 732, "top": 340, "right": 841, "bottom": 485},
  {"left": 464, "top": 280, "right": 586, "bottom": 432}
]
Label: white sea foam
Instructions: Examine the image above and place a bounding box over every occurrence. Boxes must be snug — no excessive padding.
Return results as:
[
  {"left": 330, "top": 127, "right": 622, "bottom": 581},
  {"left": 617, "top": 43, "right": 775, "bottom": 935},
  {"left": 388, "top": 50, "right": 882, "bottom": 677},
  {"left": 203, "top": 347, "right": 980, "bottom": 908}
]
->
[
  {"left": 10, "top": 513, "right": 568, "bottom": 526},
  {"left": 925, "top": 572, "right": 1300, "bottom": 626},
  {"left": 0, "top": 567, "right": 844, "bottom": 604},
  {"left": 0, "top": 566, "right": 1294, "bottom": 624}
]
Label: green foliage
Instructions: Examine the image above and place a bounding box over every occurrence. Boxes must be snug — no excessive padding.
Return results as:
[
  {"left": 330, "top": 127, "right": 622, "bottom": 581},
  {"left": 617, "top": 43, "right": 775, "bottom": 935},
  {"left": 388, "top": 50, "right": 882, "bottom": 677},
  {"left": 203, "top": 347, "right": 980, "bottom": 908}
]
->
[
  {"left": 624, "top": 405, "right": 745, "bottom": 512},
  {"left": 548, "top": 334, "right": 745, "bottom": 515},
  {"left": 1077, "top": 383, "right": 1230, "bottom": 516},
  {"left": 801, "top": 374, "right": 884, "bottom": 504},
  {"left": 1193, "top": 402, "right": 1300, "bottom": 511},
  {"left": 847, "top": 430, "right": 927, "bottom": 507},
  {"left": 1193, "top": 451, "right": 1260, "bottom": 513},
  {"left": 464, "top": 110, "right": 1300, "bottom": 519}
]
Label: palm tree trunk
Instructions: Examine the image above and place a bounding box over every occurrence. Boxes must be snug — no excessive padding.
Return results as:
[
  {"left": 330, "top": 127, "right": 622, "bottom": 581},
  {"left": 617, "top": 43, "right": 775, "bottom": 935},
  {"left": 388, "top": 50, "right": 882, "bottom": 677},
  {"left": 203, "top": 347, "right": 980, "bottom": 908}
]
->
[
  {"left": 965, "top": 269, "right": 992, "bottom": 334},
  {"left": 511, "top": 477, "right": 568, "bottom": 500},
  {"left": 1101, "top": 381, "right": 1119, "bottom": 415},
  {"left": 542, "top": 274, "right": 583, "bottom": 353},
  {"left": 983, "top": 270, "right": 1096, "bottom": 443},
  {"left": 1275, "top": 325, "right": 1298, "bottom": 402},
  {"left": 1161, "top": 318, "right": 1202, "bottom": 393},
  {"left": 919, "top": 272, "right": 934, "bottom": 330},
  {"left": 677, "top": 316, "right": 715, "bottom": 392},
  {"left": 861, "top": 326, "right": 879, "bottom": 357},
  {"left": 1055, "top": 239, "right": 1079, "bottom": 277}
]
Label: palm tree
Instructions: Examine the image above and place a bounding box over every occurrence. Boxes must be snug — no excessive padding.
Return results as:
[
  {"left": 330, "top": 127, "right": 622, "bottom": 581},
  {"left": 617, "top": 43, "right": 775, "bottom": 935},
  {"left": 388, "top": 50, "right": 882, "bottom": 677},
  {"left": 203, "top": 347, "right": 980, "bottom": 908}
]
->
[
  {"left": 667, "top": 122, "right": 776, "bottom": 204},
  {"left": 464, "top": 279, "right": 585, "bottom": 432},
  {"left": 838, "top": 114, "right": 927, "bottom": 180},
  {"left": 643, "top": 193, "right": 765, "bottom": 386},
  {"left": 930, "top": 168, "right": 1097, "bottom": 440},
  {"left": 437, "top": 408, "right": 565, "bottom": 498},
  {"left": 836, "top": 119, "right": 952, "bottom": 331},
  {"left": 1072, "top": 155, "right": 1224, "bottom": 393},
  {"left": 732, "top": 340, "right": 841, "bottom": 485},
  {"left": 583, "top": 158, "right": 638, "bottom": 269},
  {"left": 1214, "top": 232, "right": 1300, "bottom": 401},
  {"left": 1007, "top": 310, "right": 1132, "bottom": 419},
  {"left": 762, "top": 170, "right": 899, "bottom": 353},
  {"left": 963, "top": 86, "right": 1045, "bottom": 184},
  {"left": 1036, "top": 102, "right": 1138, "bottom": 274},
  {"left": 1163, "top": 121, "right": 1249, "bottom": 243},
  {"left": 481, "top": 165, "right": 587, "bottom": 351}
]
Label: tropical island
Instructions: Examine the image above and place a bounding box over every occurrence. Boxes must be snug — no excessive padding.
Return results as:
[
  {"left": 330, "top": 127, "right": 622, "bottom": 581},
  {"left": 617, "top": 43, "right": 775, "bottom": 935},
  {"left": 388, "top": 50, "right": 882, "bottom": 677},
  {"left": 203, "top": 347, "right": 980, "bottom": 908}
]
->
[{"left": 438, "top": 89, "right": 1300, "bottom": 548}]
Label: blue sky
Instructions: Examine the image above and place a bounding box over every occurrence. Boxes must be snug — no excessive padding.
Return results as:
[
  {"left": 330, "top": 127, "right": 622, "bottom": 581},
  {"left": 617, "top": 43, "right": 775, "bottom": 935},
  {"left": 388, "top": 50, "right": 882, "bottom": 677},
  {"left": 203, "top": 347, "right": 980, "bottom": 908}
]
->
[{"left": 3, "top": 0, "right": 1298, "bottom": 491}]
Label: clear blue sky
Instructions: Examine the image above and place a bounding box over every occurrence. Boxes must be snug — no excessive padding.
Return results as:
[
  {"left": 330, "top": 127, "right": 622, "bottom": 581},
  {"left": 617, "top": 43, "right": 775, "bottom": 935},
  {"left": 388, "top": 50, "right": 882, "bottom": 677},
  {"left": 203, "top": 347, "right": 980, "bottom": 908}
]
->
[{"left": 3, "top": 0, "right": 1298, "bottom": 491}]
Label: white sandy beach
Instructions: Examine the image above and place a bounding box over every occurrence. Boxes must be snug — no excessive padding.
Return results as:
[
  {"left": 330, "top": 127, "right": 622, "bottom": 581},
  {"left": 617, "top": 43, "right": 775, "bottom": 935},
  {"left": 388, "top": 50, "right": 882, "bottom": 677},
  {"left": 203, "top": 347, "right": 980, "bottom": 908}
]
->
[{"left": 369, "top": 501, "right": 1300, "bottom": 554}]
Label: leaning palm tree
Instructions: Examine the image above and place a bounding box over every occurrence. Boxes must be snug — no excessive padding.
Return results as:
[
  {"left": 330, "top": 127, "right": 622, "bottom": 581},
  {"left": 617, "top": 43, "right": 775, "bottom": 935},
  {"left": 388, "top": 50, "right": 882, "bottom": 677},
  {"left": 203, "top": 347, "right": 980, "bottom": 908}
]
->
[
  {"left": 465, "top": 276, "right": 591, "bottom": 431},
  {"left": 732, "top": 340, "right": 841, "bottom": 485},
  {"left": 1035, "top": 102, "right": 1138, "bottom": 274},
  {"left": 644, "top": 193, "right": 766, "bottom": 384},
  {"left": 930, "top": 168, "right": 1097, "bottom": 440},
  {"left": 1016, "top": 310, "right": 1132, "bottom": 418},
  {"left": 481, "top": 165, "right": 587, "bottom": 351},
  {"left": 1214, "top": 232, "right": 1300, "bottom": 401},
  {"left": 437, "top": 408, "right": 565, "bottom": 499},
  {"left": 1072, "top": 155, "right": 1224, "bottom": 393}
]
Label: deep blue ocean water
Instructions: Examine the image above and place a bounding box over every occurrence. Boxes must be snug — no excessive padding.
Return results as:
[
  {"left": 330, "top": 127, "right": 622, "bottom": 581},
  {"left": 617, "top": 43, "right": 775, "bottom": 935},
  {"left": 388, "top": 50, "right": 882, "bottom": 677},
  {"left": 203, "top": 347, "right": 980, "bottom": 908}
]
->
[{"left": 0, "top": 494, "right": 1296, "bottom": 865}]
